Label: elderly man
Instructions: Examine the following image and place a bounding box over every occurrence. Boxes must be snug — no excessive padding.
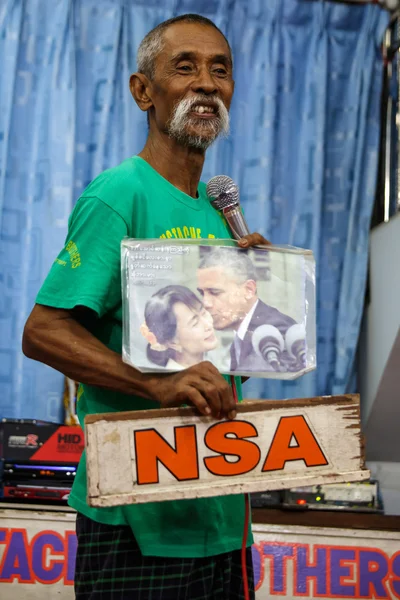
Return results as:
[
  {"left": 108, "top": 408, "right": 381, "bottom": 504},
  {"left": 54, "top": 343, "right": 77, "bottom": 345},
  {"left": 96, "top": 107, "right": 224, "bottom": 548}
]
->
[
  {"left": 197, "top": 248, "right": 296, "bottom": 372},
  {"left": 23, "top": 14, "right": 268, "bottom": 600}
]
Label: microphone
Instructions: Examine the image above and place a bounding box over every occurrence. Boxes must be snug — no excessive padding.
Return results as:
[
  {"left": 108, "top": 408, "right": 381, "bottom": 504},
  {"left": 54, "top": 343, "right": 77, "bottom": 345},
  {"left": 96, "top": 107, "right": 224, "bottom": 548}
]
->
[
  {"left": 285, "top": 324, "right": 306, "bottom": 367},
  {"left": 206, "top": 175, "right": 251, "bottom": 240},
  {"left": 252, "top": 325, "right": 285, "bottom": 371}
]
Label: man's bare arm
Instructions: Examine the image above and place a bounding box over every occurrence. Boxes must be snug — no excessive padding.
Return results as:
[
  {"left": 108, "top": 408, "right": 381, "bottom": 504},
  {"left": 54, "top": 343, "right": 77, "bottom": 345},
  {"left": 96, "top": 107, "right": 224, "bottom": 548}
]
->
[{"left": 22, "top": 304, "right": 237, "bottom": 419}]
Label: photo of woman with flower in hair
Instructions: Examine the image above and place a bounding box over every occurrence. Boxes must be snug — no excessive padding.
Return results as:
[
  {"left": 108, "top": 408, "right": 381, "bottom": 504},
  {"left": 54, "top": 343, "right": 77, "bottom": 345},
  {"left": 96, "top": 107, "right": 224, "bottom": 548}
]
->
[
  {"left": 123, "top": 240, "right": 316, "bottom": 379},
  {"left": 140, "top": 285, "right": 218, "bottom": 370}
]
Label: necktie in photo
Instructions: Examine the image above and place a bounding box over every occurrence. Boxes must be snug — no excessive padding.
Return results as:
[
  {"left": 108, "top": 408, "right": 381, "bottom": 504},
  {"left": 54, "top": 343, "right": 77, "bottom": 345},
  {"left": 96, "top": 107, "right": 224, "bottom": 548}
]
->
[{"left": 230, "top": 334, "right": 242, "bottom": 371}]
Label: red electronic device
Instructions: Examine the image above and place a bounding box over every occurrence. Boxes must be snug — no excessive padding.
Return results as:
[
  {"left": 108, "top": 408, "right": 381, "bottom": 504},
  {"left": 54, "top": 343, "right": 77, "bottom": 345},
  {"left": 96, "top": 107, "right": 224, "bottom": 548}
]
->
[
  {"left": 3, "top": 483, "right": 72, "bottom": 501},
  {"left": 0, "top": 419, "right": 84, "bottom": 463},
  {"left": 0, "top": 419, "right": 83, "bottom": 504}
]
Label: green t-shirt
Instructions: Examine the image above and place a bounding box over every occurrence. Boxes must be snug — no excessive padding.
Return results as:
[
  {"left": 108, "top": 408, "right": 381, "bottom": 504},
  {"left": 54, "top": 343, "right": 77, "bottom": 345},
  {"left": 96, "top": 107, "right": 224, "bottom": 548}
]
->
[{"left": 36, "top": 156, "right": 253, "bottom": 558}]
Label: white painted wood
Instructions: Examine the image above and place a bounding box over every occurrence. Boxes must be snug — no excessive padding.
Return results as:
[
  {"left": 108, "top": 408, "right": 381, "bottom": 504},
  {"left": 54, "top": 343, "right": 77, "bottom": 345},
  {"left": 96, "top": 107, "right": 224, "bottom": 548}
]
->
[
  {"left": 85, "top": 396, "right": 369, "bottom": 507},
  {"left": 0, "top": 507, "right": 76, "bottom": 598}
]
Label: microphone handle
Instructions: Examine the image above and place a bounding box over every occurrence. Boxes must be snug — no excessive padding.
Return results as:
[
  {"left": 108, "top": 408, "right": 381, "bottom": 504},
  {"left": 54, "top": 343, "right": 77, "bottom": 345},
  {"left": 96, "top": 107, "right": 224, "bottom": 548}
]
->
[{"left": 222, "top": 205, "right": 251, "bottom": 240}]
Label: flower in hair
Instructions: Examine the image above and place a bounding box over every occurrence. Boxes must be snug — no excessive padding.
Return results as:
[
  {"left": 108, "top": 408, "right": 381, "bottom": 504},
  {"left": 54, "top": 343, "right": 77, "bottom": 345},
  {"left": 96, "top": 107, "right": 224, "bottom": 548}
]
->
[{"left": 139, "top": 322, "right": 167, "bottom": 352}]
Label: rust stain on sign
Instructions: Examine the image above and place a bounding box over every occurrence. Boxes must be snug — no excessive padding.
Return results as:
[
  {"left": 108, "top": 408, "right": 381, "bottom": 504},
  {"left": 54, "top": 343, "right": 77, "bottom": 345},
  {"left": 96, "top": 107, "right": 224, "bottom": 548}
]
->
[{"left": 103, "top": 429, "right": 120, "bottom": 445}]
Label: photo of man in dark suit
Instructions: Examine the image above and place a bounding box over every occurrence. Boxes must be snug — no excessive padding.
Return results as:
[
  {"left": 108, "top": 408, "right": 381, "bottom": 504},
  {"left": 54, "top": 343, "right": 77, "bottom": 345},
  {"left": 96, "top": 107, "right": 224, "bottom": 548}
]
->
[{"left": 197, "top": 247, "right": 298, "bottom": 373}]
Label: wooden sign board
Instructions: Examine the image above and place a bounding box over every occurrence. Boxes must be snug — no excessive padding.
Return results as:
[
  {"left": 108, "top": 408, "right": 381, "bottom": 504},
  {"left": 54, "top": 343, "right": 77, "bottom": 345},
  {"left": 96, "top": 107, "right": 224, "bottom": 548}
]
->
[{"left": 85, "top": 395, "right": 369, "bottom": 508}]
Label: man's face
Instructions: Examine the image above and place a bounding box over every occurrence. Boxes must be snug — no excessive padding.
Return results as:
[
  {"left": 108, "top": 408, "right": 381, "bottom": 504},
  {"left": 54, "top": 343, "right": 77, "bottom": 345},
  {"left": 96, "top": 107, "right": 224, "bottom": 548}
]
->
[
  {"left": 197, "top": 267, "right": 250, "bottom": 330},
  {"left": 149, "top": 23, "right": 234, "bottom": 149}
]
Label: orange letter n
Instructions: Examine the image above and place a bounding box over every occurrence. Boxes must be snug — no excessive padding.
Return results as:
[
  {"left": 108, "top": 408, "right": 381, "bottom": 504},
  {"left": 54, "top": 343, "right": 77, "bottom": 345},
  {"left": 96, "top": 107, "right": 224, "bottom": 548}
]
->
[
  {"left": 135, "top": 425, "right": 199, "bottom": 485},
  {"left": 262, "top": 415, "right": 328, "bottom": 472}
]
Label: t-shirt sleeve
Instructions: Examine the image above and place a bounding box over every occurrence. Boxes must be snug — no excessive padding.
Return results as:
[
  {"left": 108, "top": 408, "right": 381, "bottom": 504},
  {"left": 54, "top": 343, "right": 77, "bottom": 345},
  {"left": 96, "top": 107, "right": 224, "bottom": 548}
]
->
[{"left": 36, "top": 196, "right": 128, "bottom": 317}]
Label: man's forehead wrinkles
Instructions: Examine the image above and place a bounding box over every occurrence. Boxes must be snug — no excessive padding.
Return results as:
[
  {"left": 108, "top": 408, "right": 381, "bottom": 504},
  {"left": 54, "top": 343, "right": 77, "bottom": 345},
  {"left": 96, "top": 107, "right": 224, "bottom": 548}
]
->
[{"left": 161, "top": 29, "right": 232, "bottom": 59}]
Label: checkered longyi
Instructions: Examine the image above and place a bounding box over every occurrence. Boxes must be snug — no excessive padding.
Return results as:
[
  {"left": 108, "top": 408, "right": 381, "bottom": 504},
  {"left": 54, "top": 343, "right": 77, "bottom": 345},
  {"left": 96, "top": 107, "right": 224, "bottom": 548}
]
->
[{"left": 74, "top": 512, "right": 255, "bottom": 600}]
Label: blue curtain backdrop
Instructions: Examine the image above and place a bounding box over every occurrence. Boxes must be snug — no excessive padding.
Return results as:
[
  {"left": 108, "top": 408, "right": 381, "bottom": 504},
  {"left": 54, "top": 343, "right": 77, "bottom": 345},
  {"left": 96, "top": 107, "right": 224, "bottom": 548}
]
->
[{"left": 0, "top": 0, "right": 388, "bottom": 422}]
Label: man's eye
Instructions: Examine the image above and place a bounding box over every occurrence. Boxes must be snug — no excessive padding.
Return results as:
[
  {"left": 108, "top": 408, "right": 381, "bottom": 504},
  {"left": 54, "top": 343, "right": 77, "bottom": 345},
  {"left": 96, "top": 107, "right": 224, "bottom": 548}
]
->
[
  {"left": 177, "top": 65, "right": 192, "bottom": 72},
  {"left": 214, "top": 68, "right": 227, "bottom": 75}
]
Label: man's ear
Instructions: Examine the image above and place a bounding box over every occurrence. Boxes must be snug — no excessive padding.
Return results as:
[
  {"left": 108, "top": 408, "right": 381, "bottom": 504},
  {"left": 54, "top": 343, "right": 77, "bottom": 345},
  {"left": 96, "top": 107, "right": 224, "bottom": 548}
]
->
[
  {"left": 130, "top": 72, "right": 153, "bottom": 112},
  {"left": 243, "top": 279, "right": 257, "bottom": 300}
]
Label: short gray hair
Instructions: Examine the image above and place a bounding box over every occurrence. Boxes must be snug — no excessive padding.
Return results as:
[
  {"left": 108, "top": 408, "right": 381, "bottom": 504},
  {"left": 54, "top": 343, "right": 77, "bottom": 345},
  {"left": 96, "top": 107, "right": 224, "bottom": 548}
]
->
[
  {"left": 198, "top": 247, "right": 257, "bottom": 282},
  {"left": 137, "top": 14, "right": 233, "bottom": 80}
]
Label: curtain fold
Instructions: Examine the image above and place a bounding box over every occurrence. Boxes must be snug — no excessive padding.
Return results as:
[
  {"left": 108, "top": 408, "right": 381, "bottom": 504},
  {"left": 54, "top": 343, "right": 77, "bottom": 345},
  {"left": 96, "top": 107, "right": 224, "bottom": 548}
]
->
[{"left": 0, "top": 0, "right": 388, "bottom": 420}]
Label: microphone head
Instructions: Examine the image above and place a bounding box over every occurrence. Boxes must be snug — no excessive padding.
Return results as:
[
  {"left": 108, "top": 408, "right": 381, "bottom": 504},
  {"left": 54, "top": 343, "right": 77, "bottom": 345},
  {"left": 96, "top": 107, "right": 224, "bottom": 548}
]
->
[
  {"left": 206, "top": 175, "right": 239, "bottom": 210},
  {"left": 252, "top": 325, "right": 285, "bottom": 371},
  {"left": 252, "top": 325, "right": 285, "bottom": 357},
  {"left": 285, "top": 324, "right": 306, "bottom": 362}
]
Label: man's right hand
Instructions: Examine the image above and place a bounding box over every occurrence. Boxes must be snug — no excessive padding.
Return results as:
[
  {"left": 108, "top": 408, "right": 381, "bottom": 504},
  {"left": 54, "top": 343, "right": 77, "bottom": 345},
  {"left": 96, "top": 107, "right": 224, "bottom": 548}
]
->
[{"left": 150, "top": 361, "right": 237, "bottom": 420}]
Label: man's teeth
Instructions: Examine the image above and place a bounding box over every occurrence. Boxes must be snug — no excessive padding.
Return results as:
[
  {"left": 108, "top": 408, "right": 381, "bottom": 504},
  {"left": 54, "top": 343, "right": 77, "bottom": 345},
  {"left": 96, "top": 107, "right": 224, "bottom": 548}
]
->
[{"left": 193, "top": 106, "right": 215, "bottom": 114}]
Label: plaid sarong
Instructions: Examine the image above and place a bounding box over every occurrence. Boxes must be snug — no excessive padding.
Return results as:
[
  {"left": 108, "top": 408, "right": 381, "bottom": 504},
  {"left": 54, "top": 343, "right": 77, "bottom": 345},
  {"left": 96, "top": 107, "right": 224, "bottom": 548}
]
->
[{"left": 74, "top": 512, "right": 255, "bottom": 599}]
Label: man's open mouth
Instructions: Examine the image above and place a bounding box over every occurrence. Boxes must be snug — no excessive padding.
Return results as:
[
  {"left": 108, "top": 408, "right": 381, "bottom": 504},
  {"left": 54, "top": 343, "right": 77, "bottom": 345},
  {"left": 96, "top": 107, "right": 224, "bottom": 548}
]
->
[{"left": 190, "top": 104, "right": 219, "bottom": 117}]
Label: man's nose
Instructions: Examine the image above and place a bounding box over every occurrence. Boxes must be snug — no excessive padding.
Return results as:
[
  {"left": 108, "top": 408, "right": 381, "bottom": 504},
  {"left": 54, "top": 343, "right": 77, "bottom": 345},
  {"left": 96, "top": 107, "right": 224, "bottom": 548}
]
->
[
  {"left": 191, "top": 67, "right": 218, "bottom": 95},
  {"left": 202, "top": 294, "right": 213, "bottom": 309}
]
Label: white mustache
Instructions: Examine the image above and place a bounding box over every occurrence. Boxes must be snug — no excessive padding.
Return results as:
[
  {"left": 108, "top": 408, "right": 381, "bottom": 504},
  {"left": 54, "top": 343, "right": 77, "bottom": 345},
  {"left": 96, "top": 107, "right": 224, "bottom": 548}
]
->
[
  {"left": 167, "top": 95, "right": 230, "bottom": 149},
  {"left": 178, "top": 95, "right": 225, "bottom": 115}
]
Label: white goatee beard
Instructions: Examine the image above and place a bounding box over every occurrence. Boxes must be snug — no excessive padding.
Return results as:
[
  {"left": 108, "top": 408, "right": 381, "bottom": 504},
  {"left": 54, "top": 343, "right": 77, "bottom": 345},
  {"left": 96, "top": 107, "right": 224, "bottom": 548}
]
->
[{"left": 166, "top": 96, "right": 230, "bottom": 150}]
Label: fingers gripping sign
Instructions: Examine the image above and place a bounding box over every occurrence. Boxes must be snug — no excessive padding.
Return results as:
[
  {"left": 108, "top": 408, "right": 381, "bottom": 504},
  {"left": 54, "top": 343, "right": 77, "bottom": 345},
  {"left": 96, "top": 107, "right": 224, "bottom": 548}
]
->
[{"left": 153, "top": 361, "right": 237, "bottom": 420}]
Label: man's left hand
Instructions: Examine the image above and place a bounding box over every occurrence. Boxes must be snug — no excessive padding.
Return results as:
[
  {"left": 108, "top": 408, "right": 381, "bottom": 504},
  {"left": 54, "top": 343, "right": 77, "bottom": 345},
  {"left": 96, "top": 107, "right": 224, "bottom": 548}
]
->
[{"left": 238, "top": 233, "right": 271, "bottom": 248}]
